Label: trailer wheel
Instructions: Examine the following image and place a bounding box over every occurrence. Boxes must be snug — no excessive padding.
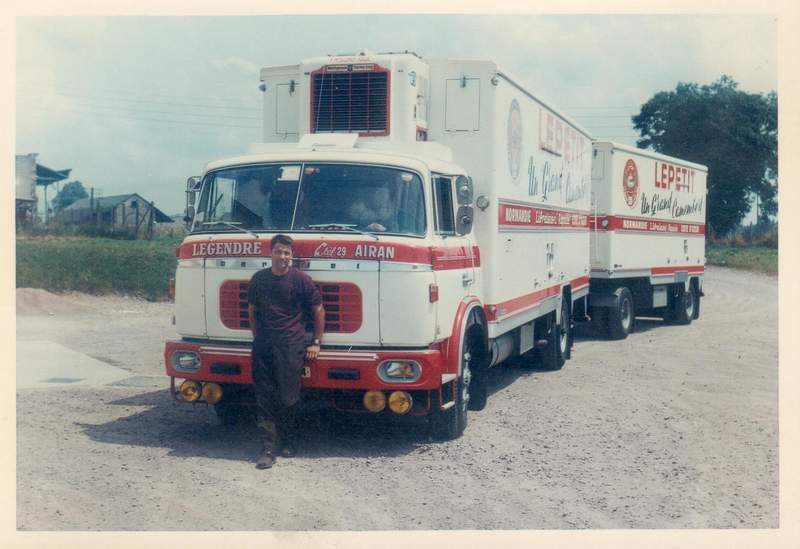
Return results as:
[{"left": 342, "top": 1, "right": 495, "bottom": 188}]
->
[
  {"left": 431, "top": 334, "right": 473, "bottom": 440},
  {"left": 607, "top": 287, "right": 634, "bottom": 340},
  {"left": 671, "top": 283, "right": 695, "bottom": 325}
]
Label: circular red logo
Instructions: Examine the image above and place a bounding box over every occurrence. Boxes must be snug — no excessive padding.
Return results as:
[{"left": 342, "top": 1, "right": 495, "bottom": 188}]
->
[{"left": 622, "top": 159, "right": 639, "bottom": 208}]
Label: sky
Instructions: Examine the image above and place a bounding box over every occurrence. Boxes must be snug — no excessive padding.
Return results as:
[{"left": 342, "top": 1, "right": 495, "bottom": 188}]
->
[{"left": 15, "top": 15, "right": 777, "bottom": 218}]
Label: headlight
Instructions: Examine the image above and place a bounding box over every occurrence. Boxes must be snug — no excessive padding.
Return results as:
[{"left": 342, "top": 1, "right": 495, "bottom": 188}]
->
[
  {"left": 377, "top": 360, "right": 421, "bottom": 383},
  {"left": 172, "top": 351, "right": 201, "bottom": 372}
]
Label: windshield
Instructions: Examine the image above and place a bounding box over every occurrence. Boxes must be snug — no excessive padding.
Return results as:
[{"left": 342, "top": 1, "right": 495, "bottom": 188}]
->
[{"left": 194, "top": 163, "right": 426, "bottom": 236}]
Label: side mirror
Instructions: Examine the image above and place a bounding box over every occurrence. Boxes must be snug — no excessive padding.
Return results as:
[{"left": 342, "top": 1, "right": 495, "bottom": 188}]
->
[
  {"left": 455, "top": 205, "right": 474, "bottom": 235},
  {"left": 456, "top": 175, "right": 473, "bottom": 206},
  {"left": 185, "top": 176, "right": 201, "bottom": 228}
]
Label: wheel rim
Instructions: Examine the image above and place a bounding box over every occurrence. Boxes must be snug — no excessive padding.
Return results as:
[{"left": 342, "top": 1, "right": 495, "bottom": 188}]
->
[
  {"left": 559, "top": 303, "right": 569, "bottom": 354},
  {"left": 461, "top": 349, "right": 472, "bottom": 411},
  {"left": 685, "top": 288, "right": 695, "bottom": 318},
  {"left": 620, "top": 297, "right": 632, "bottom": 331}
]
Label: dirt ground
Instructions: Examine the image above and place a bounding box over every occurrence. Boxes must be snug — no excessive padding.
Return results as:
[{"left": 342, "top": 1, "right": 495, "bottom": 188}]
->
[{"left": 15, "top": 266, "right": 778, "bottom": 530}]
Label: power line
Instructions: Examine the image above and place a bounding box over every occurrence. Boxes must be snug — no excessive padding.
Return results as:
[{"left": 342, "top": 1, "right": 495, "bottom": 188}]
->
[
  {"left": 18, "top": 95, "right": 262, "bottom": 122},
  {"left": 17, "top": 81, "right": 261, "bottom": 108},
  {"left": 22, "top": 104, "right": 260, "bottom": 130},
  {"left": 19, "top": 89, "right": 261, "bottom": 112}
]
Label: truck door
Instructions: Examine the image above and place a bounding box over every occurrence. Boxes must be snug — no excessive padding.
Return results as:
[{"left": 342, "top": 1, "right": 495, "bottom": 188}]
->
[{"left": 431, "top": 174, "right": 476, "bottom": 334}]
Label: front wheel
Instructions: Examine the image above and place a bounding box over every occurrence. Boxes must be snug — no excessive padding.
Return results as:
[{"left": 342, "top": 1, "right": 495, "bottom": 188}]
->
[
  {"left": 431, "top": 336, "right": 473, "bottom": 440},
  {"left": 606, "top": 287, "right": 634, "bottom": 340}
]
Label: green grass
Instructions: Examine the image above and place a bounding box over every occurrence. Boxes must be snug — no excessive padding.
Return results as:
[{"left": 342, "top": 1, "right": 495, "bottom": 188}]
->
[
  {"left": 16, "top": 236, "right": 183, "bottom": 300},
  {"left": 706, "top": 242, "right": 778, "bottom": 275}
]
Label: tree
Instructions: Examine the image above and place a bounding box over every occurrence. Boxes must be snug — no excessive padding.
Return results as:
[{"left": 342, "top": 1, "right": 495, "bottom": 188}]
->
[
  {"left": 632, "top": 76, "right": 777, "bottom": 236},
  {"left": 52, "top": 180, "right": 89, "bottom": 212}
]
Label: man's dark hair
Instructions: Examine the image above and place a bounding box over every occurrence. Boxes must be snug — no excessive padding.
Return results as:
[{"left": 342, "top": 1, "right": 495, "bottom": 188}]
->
[{"left": 271, "top": 234, "right": 294, "bottom": 250}]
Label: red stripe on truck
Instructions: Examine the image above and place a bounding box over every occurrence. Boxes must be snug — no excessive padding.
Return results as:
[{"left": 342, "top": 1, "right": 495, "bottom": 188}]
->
[
  {"left": 498, "top": 201, "right": 590, "bottom": 231},
  {"left": 484, "top": 276, "right": 588, "bottom": 322},
  {"left": 177, "top": 239, "right": 480, "bottom": 270}
]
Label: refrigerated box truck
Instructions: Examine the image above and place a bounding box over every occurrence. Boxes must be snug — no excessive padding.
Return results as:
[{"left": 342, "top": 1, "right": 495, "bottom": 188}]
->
[
  {"left": 165, "top": 51, "right": 703, "bottom": 439},
  {"left": 589, "top": 141, "right": 707, "bottom": 339}
]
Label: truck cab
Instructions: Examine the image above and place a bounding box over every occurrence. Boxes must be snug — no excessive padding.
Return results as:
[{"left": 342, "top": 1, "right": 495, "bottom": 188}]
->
[{"left": 166, "top": 136, "right": 481, "bottom": 438}]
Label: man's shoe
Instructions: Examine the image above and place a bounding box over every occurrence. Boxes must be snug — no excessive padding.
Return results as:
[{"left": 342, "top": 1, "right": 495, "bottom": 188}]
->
[{"left": 256, "top": 451, "right": 276, "bottom": 469}]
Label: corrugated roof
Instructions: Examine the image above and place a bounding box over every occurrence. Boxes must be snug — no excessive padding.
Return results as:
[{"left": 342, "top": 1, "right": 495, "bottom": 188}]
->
[
  {"left": 63, "top": 194, "right": 136, "bottom": 211},
  {"left": 60, "top": 193, "right": 174, "bottom": 223}
]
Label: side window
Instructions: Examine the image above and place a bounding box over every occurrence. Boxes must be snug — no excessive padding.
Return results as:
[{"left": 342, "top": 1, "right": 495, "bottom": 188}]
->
[{"left": 433, "top": 176, "right": 455, "bottom": 235}]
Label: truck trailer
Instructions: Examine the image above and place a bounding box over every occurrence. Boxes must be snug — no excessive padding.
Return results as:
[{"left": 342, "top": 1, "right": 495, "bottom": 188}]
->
[
  {"left": 164, "top": 51, "right": 703, "bottom": 439},
  {"left": 588, "top": 142, "right": 707, "bottom": 339}
]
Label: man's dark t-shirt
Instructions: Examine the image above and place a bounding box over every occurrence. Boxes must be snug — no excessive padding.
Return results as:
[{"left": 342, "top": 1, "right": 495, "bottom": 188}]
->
[{"left": 247, "top": 267, "right": 322, "bottom": 346}]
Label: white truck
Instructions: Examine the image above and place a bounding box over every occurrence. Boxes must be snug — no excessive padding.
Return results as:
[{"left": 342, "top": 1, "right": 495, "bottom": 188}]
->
[
  {"left": 588, "top": 142, "right": 707, "bottom": 338},
  {"left": 165, "top": 51, "right": 702, "bottom": 439}
]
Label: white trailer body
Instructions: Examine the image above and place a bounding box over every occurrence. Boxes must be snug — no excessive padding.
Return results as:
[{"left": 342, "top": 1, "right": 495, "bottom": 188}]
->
[{"left": 589, "top": 141, "right": 708, "bottom": 338}]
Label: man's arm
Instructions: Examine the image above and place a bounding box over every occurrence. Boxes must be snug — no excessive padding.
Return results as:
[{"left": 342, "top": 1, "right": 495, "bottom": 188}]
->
[
  {"left": 248, "top": 304, "right": 258, "bottom": 339},
  {"left": 306, "top": 303, "right": 325, "bottom": 360}
]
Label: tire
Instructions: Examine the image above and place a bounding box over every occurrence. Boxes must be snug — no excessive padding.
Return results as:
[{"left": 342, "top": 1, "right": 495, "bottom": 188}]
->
[
  {"left": 214, "top": 402, "right": 245, "bottom": 426},
  {"left": 431, "top": 332, "right": 473, "bottom": 440},
  {"left": 536, "top": 298, "right": 568, "bottom": 371},
  {"left": 671, "top": 283, "right": 695, "bottom": 325},
  {"left": 466, "top": 329, "right": 488, "bottom": 411},
  {"left": 606, "top": 287, "right": 634, "bottom": 340}
]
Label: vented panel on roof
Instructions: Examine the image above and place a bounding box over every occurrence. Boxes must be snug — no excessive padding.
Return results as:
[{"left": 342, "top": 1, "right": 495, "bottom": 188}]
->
[{"left": 311, "top": 69, "right": 389, "bottom": 134}]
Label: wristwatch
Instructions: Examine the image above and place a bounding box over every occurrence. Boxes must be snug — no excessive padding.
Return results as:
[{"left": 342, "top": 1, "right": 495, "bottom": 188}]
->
[{"left": 312, "top": 338, "right": 321, "bottom": 346}]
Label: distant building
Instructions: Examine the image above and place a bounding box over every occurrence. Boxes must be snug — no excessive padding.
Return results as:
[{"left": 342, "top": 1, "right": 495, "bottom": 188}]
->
[
  {"left": 15, "top": 153, "right": 71, "bottom": 227},
  {"left": 57, "top": 193, "right": 173, "bottom": 230}
]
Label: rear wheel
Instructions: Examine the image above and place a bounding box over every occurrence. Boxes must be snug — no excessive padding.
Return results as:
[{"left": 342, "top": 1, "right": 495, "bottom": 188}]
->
[
  {"left": 606, "top": 287, "right": 634, "bottom": 340},
  {"left": 536, "top": 298, "right": 568, "bottom": 371}
]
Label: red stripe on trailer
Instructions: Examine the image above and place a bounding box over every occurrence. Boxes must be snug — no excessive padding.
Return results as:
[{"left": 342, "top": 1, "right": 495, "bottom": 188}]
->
[
  {"left": 590, "top": 215, "right": 705, "bottom": 235},
  {"left": 650, "top": 265, "right": 705, "bottom": 276}
]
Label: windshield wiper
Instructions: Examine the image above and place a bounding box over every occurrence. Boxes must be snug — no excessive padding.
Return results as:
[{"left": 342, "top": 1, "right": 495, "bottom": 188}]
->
[
  {"left": 306, "top": 223, "right": 379, "bottom": 240},
  {"left": 200, "top": 220, "right": 260, "bottom": 239}
]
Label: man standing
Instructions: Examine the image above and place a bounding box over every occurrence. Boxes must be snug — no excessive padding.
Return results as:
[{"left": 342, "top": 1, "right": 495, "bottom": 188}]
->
[{"left": 247, "top": 234, "right": 324, "bottom": 469}]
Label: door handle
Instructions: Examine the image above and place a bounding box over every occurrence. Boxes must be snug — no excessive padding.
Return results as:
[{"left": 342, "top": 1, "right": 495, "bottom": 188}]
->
[{"left": 462, "top": 272, "right": 474, "bottom": 286}]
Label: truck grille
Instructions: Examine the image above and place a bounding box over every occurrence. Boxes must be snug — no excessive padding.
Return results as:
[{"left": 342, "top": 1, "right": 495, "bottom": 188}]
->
[
  {"left": 219, "top": 280, "right": 363, "bottom": 333},
  {"left": 310, "top": 68, "right": 389, "bottom": 135}
]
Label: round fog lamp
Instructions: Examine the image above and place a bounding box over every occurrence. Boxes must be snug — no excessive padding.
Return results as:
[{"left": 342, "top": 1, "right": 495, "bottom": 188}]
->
[
  {"left": 179, "top": 380, "right": 201, "bottom": 402},
  {"left": 363, "top": 390, "right": 386, "bottom": 413},
  {"left": 202, "top": 382, "right": 223, "bottom": 404},
  {"left": 388, "top": 391, "right": 412, "bottom": 415}
]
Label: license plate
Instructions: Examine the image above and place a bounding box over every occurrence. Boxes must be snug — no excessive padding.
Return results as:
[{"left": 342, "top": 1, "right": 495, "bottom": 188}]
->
[{"left": 301, "top": 366, "right": 311, "bottom": 379}]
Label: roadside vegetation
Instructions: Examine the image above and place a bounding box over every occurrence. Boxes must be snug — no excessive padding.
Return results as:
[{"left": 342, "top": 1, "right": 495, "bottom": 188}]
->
[
  {"left": 16, "top": 235, "right": 181, "bottom": 300},
  {"left": 706, "top": 224, "right": 778, "bottom": 275}
]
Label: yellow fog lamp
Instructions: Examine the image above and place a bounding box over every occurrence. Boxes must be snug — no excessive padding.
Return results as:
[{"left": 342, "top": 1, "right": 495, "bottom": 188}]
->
[
  {"left": 202, "top": 382, "right": 223, "bottom": 404},
  {"left": 388, "top": 391, "right": 413, "bottom": 415},
  {"left": 179, "top": 380, "right": 201, "bottom": 402},
  {"left": 363, "top": 390, "right": 386, "bottom": 413}
]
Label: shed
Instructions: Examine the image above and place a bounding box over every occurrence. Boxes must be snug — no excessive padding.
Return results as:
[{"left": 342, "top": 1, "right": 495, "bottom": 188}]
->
[{"left": 58, "top": 193, "right": 173, "bottom": 229}]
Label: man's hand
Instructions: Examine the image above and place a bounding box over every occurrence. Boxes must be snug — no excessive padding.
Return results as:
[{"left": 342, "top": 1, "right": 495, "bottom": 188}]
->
[{"left": 305, "top": 344, "right": 321, "bottom": 361}]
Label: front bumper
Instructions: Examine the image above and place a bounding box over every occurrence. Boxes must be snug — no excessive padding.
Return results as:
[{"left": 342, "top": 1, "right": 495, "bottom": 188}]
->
[{"left": 164, "top": 339, "right": 445, "bottom": 391}]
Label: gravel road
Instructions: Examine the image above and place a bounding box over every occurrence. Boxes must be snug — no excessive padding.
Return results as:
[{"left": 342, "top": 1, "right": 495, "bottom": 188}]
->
[{"left": 15, "top": 266, "right": 778, "bottom": 530}]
